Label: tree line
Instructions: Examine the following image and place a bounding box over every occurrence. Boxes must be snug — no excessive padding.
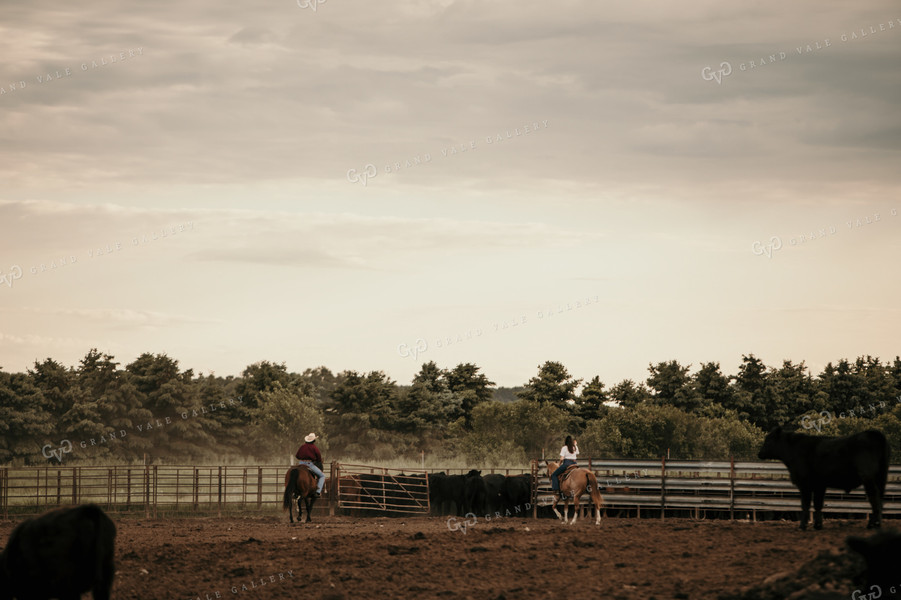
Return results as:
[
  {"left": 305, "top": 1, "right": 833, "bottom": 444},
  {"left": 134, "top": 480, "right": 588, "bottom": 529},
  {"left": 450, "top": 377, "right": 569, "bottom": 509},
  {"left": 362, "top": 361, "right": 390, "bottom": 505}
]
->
[{"left": 1, "top": 350, "right": 900, "bottom": 466}]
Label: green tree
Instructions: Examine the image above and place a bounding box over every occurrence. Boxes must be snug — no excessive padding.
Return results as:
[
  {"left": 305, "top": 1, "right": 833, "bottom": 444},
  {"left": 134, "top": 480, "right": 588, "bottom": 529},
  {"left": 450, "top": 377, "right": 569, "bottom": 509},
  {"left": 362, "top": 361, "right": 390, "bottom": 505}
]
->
[
  {"left": 395, "top": 363, "right": 462, "bottom": 446},
  {"left": 517, "top": 361, "right": 581, "bottom": 411},
  {"left": 769, "top": 360, "right": 818, "bottom": 424},
  {"left": 691, "top": 362, "right": 735, "bottom": 417},
  {"left": 29, "top": 359, "right": 77, "bottom": 421},
  {"left": 444, "top": 363, "right": 495, "bottom": 428},
  {"left": 816, "top": 359, "right": 863, "bottom": 417},
  {"left": 251, "top": 383, "right": 324, "bottom": 460},
  {"left": 580, "top": 404, "right": 693, "bottom": 459},
  {"left": 126, "top": 353, "right": 212, "bottom": 461},
  {"left": 574, "top": 376, "right": 609, "bottom": 424},
  {"left": 647, "top": 360, "right": 700, "bottom": 412},
  {"left": 462, "top": 400, "right": 567, "bottom": 465},
  {"left": 235, "top": 361, "right": 291, "bottom": 410},
  {"left": 732, "top": 354, "right": 781, "bottom": 430},
  {"left": 325, "top": 370, "right": 402, "bottom": 456},
  {"left": 608, "top": 379, "right": 652, "bottom": 409},
  {"left": 0, "top": 369, "right": 53, "bottom": 464}
]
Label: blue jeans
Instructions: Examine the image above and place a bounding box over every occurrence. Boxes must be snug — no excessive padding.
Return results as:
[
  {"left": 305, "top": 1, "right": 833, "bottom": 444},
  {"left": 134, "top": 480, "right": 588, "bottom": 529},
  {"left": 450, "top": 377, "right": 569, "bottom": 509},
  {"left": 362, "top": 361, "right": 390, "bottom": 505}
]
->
[
  {"left": 298, "top": 461, "right": 325, "bottom": 493},
  {"left": 551, "top": 459, "right": 576, "bottom": 491}
]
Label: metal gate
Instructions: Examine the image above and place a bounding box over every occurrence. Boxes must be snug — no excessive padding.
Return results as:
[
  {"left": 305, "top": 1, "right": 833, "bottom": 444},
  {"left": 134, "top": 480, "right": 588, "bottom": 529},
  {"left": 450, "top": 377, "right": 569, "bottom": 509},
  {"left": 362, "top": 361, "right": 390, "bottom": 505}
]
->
[{"left": 333, "top": 463, "right": 430, "bottom": 515}]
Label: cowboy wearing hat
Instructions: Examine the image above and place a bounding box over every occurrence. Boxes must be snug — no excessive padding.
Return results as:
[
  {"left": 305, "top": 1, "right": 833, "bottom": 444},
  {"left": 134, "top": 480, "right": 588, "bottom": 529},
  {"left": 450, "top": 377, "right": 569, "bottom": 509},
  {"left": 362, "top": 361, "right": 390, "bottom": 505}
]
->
[{"left": 295, "top": 432, "right": 325, "bottom": 498}]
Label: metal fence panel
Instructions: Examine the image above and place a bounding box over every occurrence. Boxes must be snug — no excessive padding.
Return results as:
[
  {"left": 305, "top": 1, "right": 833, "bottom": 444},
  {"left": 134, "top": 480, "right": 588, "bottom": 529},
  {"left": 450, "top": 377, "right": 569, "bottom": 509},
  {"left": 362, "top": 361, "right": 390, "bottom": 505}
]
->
[{"left": 334, "top": 463, "right": 429, "bottom": 515}]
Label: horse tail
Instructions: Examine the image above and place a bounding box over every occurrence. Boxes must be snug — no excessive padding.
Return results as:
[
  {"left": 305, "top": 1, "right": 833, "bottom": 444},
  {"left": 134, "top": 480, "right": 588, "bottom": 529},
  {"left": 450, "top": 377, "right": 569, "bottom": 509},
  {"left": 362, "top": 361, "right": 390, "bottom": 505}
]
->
[
  {"left": 586, "top": 471, "right": 604, "bottom": 508},
  {"left": 283, "top": 467, "right": 299, "bottom": 511}
]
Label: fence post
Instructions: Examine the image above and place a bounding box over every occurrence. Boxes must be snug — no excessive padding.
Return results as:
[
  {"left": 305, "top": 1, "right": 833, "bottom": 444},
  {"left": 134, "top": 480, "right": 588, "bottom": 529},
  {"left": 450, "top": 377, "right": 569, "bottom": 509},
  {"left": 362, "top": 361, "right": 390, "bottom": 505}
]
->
[
  {"left": 530, "top": 459, "right": 538, "bottom": 519},
  {"left": 144, "top": 464, "right": 150, "bottom": 519},
  {"left": 56, "top": 470, "right": 62, "bottom": 506},
  {"left": 257, "top": 467, "right": 263, "bottom": 510},
  {"left": 329, "top": 462, "right": 336, "bottom": 517},
  {"left": 193, "top": 468, "right": 199, "bottom": 511},
  {"left": 1, "top": 467, "right": 7, "bottom": 519},
  {"left": 217, "top": 466, "right": 223, "bottom": 518},
  {"left": 72, "top": 467, "right": 78, "bottom": 506},
  {"left": 127, "top": 468, "right": 132, "bottom": 510},
  {"left": 729, "top": 456, "right": 735, "bottom": 521},
  {"left": 153, "top": 466, "right": 159, "bottom": 519},
  {"left": 660, "top": 456, "right": 666, "bottom": 521}
]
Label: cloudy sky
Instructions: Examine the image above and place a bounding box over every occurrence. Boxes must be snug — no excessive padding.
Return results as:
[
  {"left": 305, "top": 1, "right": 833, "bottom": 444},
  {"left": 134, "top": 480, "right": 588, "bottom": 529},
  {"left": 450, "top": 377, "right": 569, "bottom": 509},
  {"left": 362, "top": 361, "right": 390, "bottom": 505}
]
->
[{"left": 1, "top": 0, "right": 899, "bottom": 388}]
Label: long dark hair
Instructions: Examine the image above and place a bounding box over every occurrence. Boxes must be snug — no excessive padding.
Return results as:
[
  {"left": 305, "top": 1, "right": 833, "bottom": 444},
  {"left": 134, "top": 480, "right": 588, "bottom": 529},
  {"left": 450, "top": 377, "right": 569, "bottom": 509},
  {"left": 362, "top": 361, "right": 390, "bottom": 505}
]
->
[{"left": 565, "top": 435, "right": 575, "bottom": 454}]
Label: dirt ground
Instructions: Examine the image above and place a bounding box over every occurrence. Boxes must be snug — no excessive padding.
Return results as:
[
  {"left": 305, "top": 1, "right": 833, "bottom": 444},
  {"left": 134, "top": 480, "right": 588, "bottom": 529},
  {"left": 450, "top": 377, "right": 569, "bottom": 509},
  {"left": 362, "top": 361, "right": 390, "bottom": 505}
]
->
[{"left": 0, "top": 512, "right": 883, "bottom": 600}]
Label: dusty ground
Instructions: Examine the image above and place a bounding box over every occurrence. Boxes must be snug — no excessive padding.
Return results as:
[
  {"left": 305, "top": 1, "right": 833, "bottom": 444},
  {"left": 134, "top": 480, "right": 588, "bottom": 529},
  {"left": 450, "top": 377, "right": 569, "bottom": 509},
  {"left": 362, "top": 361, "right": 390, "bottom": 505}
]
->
[{"left": 0, "top": 513, "right": 884, "bottom": 600}]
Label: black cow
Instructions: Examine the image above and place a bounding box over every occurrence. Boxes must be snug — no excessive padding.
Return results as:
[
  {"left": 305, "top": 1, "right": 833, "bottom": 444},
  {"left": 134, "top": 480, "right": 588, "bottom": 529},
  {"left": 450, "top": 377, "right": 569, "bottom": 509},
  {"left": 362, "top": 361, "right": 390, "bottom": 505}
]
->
[
  {"left": 428, "top": 472, "right": 449, "bottom": 515},
  {"left": 427, "top": 472, "right": 466, "bottom": 515},
  {"left": 464, "top": 470, "right": 488, "bottom": 516},
  {"left": 0, "top": 503, "right": 116, "bottom": 600},
  {"left": 483, "top": 474, "right": 506, "bottom": 515},
  {"left": 847, "top": 530, "right": 901, "bottom": 599},
  {"left": 502, "top": 474, "right": 532, "bottom": 514},
  {"left": 758, "top": 427, "right": 889, "bottom": 530}
]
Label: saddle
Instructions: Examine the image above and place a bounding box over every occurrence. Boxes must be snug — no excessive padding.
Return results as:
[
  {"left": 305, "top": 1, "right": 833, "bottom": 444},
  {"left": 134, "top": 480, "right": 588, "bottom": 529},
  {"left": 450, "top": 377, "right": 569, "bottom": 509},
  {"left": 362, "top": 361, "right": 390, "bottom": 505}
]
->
[
  {"left": 559, "top": 465, "right": 579, "bottom": 483},
  {"left": 297, "top": 464, "right": 321, "bottom": 479}
]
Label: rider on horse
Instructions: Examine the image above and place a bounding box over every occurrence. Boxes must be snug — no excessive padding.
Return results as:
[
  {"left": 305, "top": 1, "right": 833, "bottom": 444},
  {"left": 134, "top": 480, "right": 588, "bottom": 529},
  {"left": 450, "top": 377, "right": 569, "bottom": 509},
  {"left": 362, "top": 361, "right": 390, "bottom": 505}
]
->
[
  {"left": 550, "top": 435, "right": 579, "bottom": 494},
  {"left": 295, "top": 432, "right": 325, "bottom": 498}
]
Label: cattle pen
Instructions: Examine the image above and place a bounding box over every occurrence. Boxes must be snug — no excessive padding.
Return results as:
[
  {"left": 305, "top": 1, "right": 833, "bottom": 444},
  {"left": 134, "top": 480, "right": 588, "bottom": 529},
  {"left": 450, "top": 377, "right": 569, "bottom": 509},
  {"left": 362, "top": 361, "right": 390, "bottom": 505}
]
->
[{"left": 2, "top": 459, "right": 900, "bottom": 524}]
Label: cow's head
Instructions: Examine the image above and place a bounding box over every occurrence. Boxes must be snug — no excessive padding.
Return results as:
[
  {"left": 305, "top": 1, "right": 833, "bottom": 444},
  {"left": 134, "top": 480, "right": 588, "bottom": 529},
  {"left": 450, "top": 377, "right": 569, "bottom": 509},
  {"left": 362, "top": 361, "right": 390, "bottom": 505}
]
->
[
  {"left": 847, "top": 531, "right": 901, "bottom": 593},
  {"left": 466, "top": 469, "right": 481, "bottom": 478},
  {"left": 758, "top": 426, "right": 785, "bottom": 460}
]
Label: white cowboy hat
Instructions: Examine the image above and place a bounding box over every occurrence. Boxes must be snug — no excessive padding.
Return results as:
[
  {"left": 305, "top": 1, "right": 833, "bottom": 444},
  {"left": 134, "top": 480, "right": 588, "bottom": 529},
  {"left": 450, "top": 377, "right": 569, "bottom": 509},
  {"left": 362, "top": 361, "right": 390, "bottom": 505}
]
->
[{"left": 304, "top": 432, "right": 317, "bottom": 443}]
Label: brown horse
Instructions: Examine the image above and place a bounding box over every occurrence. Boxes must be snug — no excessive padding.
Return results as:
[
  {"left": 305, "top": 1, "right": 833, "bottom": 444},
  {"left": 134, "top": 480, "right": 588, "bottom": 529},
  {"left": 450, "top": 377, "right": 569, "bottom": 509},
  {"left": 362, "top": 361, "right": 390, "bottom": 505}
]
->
[
  {"left": 546, "top": 460, "right": 604, "bottom": 526},
  {"left": 282, "top": 466, "right": 318, "bottom": 524}
]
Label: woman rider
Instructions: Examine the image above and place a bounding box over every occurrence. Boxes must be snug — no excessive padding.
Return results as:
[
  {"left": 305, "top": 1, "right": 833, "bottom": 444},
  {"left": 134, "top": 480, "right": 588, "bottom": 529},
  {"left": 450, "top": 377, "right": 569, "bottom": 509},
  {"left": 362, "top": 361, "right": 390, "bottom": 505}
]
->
[{"left": 550, "top": 435, "right": 579, "bottom": 493}]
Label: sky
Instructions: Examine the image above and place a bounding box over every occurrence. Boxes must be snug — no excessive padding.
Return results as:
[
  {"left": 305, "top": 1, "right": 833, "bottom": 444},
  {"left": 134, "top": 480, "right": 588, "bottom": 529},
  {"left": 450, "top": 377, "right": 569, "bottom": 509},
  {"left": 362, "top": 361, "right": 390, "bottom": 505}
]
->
[{"left": 1, "top": 0, "right": 899, "bottom": 389}]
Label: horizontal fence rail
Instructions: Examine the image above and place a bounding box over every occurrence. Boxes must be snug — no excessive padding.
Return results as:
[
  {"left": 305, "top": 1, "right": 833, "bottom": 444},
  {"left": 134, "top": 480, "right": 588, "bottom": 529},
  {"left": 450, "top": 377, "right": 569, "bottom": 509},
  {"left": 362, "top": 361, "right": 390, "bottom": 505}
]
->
[{"left": 533, "top": 458, "right": 901, "bottom": 520}]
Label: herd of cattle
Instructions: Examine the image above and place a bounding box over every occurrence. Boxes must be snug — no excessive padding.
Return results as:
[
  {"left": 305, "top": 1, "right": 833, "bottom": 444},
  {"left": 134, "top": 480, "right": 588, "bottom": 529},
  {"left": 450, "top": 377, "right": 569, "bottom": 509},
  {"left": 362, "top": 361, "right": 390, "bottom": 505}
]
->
[
  {"left": 427, "top": 470, "right": 532, "bottom": 517},
  {"left": 333, "top": 470, "right": 532, "bottom": 518},
  {"left": 1, "top": 428, "right": 900, "bottom": 599}
]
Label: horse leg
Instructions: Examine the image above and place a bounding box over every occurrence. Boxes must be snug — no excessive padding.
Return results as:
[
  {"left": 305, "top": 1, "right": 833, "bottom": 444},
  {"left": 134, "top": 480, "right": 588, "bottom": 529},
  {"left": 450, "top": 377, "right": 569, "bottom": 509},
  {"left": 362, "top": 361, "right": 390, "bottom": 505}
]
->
[
  {"left": 594, "top": 493, "right": 602, "bottom": 526},
  {"left": 571, "top": 493, "right": 579, "bottom": 526},
  {"left": 552, "top": 494, "right": 564, "bottom": 522},
  {"left": 305, "top": 497, "right": 314, "bottom": 523}
]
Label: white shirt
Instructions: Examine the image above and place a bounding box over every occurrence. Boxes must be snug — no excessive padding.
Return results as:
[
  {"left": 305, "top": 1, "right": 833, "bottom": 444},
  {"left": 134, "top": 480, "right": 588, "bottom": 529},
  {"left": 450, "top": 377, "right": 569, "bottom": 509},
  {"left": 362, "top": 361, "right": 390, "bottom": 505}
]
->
[{"left": 560, "top": 444, "right": 579, "bottom": 461}]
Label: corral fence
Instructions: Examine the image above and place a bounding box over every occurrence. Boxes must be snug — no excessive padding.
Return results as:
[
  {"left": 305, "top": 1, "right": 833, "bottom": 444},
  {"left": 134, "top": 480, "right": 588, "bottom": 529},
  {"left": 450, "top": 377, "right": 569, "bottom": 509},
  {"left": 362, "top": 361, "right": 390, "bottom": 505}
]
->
[
  {"left": 532, "top": 458, "right": 901, "bottom": 522},
  {"left": 0, "top": 465, "right": 292, "bottom": 518},
  {"left": 3, "top": 459, "right": 900, "bottom": 521},
  {"left": 331, "top": 463, "right": 430, "bottom": 516}
]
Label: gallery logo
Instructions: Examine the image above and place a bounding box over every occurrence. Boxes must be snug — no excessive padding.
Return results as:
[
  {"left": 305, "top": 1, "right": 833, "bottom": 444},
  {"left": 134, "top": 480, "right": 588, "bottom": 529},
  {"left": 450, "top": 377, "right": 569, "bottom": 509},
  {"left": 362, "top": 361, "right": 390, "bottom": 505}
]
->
[
  {"left": 701, "top": 62, "right": 733, "bottom": 84},
  {"left": 347, "top": 164, "right": 377, "bottom": 186}
]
